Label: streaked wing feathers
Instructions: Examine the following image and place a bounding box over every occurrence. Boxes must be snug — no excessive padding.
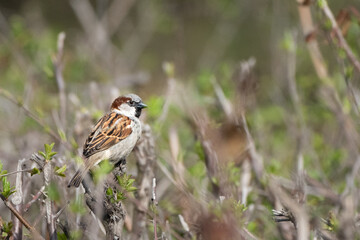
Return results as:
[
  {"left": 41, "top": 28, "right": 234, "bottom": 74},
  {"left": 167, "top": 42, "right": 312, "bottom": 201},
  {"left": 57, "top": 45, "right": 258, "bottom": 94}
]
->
[{"left": 82, "top": 112, "right": 133, "bottom": 158}]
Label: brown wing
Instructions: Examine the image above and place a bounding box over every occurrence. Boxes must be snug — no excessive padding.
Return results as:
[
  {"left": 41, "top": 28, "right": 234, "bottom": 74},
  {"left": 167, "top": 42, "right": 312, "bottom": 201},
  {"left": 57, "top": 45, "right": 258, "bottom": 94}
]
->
[{"left": 82, "top": 112, "right": 133, "bottom": 158}]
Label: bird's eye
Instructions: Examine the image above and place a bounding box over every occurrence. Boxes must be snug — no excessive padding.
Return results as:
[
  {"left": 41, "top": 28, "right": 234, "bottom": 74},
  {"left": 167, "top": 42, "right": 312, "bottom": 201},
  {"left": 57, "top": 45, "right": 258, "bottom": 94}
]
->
[{"left": 129, "top": 100, "right": 134, "bottom": 105}]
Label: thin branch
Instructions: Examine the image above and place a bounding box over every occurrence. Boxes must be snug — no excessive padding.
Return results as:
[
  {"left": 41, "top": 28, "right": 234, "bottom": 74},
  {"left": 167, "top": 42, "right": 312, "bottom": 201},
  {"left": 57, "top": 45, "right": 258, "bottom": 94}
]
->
[
  {"left": 24, "top": 186, "right": 45, "bottom": 213},
  {"left": 318, "top": 0, "right": 360, "bottom": 73},
  {"left": 269, "top": 179, "right": 310, "bottom": 240},
  {"left": 0, "top": 169, "right": 33, "bottom": 178},
  {"left": 0, "top": 88, "right": 71, "bottom": 149},
  {"left": 53, "top": 202, "right": 69, "bottom": 221},
  {"left": 297, "top": 1, "right": 328, "bottom": 79},
  {"left": 0, "top": 193, "right": 44, "bottom": 240},
  {"left": 53, "top": 32, "right": 67, "bottom": 130}
]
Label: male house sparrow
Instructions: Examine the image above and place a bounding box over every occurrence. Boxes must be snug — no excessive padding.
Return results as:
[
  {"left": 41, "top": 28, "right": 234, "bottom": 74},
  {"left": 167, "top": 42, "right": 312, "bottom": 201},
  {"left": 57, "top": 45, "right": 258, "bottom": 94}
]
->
[{"left": 68, "top": 94, "right": 147, "bottom": 188}]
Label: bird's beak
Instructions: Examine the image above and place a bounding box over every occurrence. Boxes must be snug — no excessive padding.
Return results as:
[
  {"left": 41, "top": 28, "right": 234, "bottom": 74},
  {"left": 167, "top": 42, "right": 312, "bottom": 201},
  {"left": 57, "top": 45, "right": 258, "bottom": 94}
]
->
[{"left": 137, "top": 102, "right": 147, "bottom": 109}]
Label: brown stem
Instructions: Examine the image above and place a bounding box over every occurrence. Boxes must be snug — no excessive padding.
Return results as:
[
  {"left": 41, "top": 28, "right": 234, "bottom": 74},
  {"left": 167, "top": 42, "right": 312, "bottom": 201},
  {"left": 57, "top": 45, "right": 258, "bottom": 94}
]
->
[
  {"left": 0, "top": 194, "right": 44, "bottom": 240},
  {"left": 24, "top": 186, "right": 45, "bottom": 212},
  {"left": 318, "top": 0, "right": 360, "bottom": 73},
  {"left": 0, "top": 169, "right": 33, "bottom": 178}
]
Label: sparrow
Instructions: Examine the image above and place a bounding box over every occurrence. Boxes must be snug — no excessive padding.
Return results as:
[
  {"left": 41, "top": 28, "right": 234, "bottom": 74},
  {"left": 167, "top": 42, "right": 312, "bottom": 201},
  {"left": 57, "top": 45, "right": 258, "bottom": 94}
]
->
[{"left": 68, "top": 94, "right": 147, "bottom": 188}]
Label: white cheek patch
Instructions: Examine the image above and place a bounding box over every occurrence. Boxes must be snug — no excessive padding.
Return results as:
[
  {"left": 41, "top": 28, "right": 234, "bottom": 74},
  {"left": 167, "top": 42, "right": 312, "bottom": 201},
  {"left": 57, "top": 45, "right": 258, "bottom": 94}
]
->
[{"left": 114, "top": 104, "right": 137, "bottom": 118}]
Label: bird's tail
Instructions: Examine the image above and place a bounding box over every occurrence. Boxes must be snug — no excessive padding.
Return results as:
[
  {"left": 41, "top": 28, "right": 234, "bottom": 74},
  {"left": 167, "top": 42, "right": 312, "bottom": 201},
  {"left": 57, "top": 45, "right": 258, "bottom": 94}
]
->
[{"left": 67, "top": 167, "right": 88, "bottom": 188}]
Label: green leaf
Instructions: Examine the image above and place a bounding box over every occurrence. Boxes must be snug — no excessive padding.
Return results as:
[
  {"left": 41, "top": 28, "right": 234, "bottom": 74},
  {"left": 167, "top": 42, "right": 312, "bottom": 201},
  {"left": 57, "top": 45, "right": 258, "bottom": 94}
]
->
[
  {"left": 57, "top": 233, "right": 68, "bottom": 240},
  {"left": 0, "top": 162, "right": 8, "bottom": 180},
  {"left": 1, "top": 177, "right": 16, "bottom": 199},
  {"left": 55, "top": 165, "right": 67, "bottom": 177},
  {"left": 3, "top": 221, "right": 13, "bottom": 233},
  {"left": 70, "top": 195, "right": 87, "bottom": 215},
  {"left": 106, "top": 187, "right": 113, "bottom": 196},
  {"left": 127, "top": 186, "right": 137, "bottom": 192},
  {"left": 46, "top": 182, "right": 60, "bottom": 202},
  {"left": 93, "top": 160, "right": 113, "bottom": 184},
  {"left": 58, "top": 129, "right": 67, "bottom": 142},
  {"left": 40, "top": 143, "right": 57, "bottom": 161},
  {"left": 30, "top": 168, "right": 41, "bottom": 176},
  {"left": 38, "top": 151, "right": 46, "bottom": 159}
]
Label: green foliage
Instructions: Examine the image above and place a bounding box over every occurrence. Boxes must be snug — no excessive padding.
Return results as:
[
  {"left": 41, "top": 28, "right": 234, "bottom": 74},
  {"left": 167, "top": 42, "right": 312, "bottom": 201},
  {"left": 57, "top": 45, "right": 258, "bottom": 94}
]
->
[
  {"left": 118, "top": 174, "right": 137, "bottom": 197},
  {"left": 70, "top": 195, "right": 87, "bottom": 215},
  {"left": 317, "top": 0, "right": 327, "bottom": 8},
  {"left": 93, "top": 160, "right": 113, "bottom": 184},
  {"left": 188, "top": 161, "right": 206, "bottom": 180},
  {"left": 57, "top": 233, "right": 67, "bottom": 240},
  {"left": 46, "top": 182, "right": 60, "bottom": 202},
  {"left": 0, "top": 162, "right": 15, "bottom": 199},
  {"left": 194, "top": 141, "right": 205, "bottom": 161},
  {"left": 38, "top": 143, "right": 57, "bottom": 161},
  {"left": 58, "top": 129, "right": 67, "bottom": 142},
  {"left": 0, "top": 163, "right": 7, "bottom": 179},
  {"left": 106, "top": 174, "right": 137, "bottom": 203},
  {"left": 227, "top": 162, "right": 241, "bottom": 187},
  {"left": 147, "top": 96, "right": 165, "bottom": 120},
  {"left": 1, "top": 220, "right": 13, "bottom": 238},
  {"left": 281, "top": 31, "right": 296, "bottom": 53},
  {"left": 1, "top": 177, "right": 16, "bottom": 199},
  {"left": 54, "top": 165, "right": 67, "bottom": 177},
  {"left": 30, "top": 167, "right": 41, "bottom": 176},
  {"left": 162, "top": 62, "right": 175, "bottom": 78}
]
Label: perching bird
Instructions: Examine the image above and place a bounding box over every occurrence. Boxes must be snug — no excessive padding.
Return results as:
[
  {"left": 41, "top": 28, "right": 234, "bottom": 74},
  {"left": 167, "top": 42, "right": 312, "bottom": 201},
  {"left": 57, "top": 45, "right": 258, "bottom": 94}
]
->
[{"left": 68, "top": 94, "right": 147, "bottom": 187}]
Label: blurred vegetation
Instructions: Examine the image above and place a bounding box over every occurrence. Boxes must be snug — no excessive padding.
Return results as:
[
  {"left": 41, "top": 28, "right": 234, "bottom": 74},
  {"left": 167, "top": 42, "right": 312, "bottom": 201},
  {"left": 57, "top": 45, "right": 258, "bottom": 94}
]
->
[{"left": 0, "top": 0, "right": 360, "bottom": 239}]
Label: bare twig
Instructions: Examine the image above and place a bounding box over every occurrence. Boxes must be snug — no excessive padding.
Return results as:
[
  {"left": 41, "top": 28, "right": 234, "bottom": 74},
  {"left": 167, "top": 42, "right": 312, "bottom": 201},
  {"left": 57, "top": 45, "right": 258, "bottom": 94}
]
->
[
  {"left": 297, "top": 1, "right": 328, "bottom": 79},
  {"left": 318, "top": 0, "right": 360, "bottom": 73},
  {"left": 0, "top": 193, "right": 44, "bottom": 240},
  {"left": 53, "top": 202, "right": 69, "bottom": 221},
  {"left": 296, "top": 0, "right": 360, "bottom": 156},
  {"left": 269, "top": 179, "right": 310, "bottom": 240},
  {"left": 192, "top": 113, "right": 221, "bottom": 196},
  {"left": 24, "top": 186, "right": 45, "bottom": 213},
  {"left": 53, "top": 32, "right": 67, "bottom": 130},
  {"left": 103, "top": 0, "right": 136, "bottom": 36},
  {"left": 0, "top": 169, "right": 33, "bottom": 178},
  {"left": 0, "top": 89, "right": 62, "bottom": 143}
]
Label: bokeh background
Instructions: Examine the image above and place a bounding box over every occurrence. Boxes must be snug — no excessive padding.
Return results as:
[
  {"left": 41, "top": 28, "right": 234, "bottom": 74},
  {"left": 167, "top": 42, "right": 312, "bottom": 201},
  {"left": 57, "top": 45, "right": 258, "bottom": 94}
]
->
[{"left": 1, "top": 0, "right": 360, "bottom": 239}]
